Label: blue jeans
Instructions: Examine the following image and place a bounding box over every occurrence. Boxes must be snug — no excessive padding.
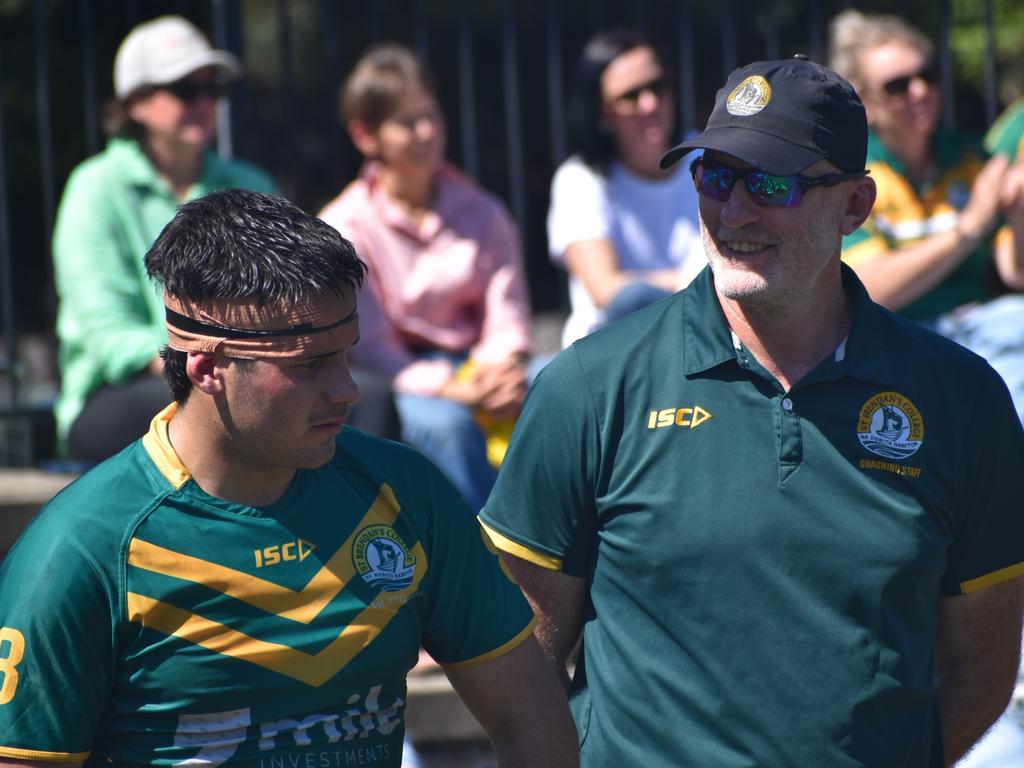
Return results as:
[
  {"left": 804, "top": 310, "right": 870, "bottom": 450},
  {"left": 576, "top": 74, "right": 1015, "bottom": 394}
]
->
[
  {"left": 395, "top": 392, "right": 497, "bottom": 513},
  {"left": 931, "top": 295, "right": 1024, "bottom": 425},
  {"left": 603, "top": 281, "right": 674, "bottom": 324}
]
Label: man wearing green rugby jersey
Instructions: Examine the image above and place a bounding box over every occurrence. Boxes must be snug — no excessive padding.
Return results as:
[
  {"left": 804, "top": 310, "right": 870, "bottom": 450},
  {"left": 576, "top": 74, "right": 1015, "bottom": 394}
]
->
[{"left": 0, "top": 189, "right": 577, "bottom": 768}]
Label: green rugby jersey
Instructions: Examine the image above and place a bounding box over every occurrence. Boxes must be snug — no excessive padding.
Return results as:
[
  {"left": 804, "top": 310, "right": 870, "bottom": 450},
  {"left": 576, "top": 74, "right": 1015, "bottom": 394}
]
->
[
  {"left": 0, "top": 405, "right": 534, "bottom": 767},
  {"left": 481, "top": 266, "right": 1024, "bottom": 767},
  {"left": 841, "top": 129, "right": 992, "bottom": 321}
]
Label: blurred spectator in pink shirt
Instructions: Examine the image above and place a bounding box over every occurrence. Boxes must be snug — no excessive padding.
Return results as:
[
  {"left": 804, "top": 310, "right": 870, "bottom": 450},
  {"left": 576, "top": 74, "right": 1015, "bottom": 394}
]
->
[{"left": 319, "top": 44, "right": 532, "bottom": 512}]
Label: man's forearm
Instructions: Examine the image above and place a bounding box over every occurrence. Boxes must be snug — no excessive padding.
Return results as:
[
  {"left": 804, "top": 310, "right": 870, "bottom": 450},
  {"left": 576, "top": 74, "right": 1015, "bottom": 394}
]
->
[
  {"left": 936, "top": 664, "right": 1014, "bottom": 766},
  {"left": 494, "top": 725, "right": 579, "bottom": 768}
]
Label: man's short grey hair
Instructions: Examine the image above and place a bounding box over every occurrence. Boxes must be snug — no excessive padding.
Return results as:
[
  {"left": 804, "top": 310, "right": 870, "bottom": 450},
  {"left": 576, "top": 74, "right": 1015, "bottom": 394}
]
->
[{"left": 828, "top": 10, "right": 935, "bottom": 91}]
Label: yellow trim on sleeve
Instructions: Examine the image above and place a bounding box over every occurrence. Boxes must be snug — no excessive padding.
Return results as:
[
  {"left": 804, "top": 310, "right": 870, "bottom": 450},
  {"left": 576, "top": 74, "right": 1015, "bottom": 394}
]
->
[
  {"left": 0, "top": 746, "right": 91, "bottom": 762},
  {"left": 440, "top": 617, "right": 538, "bottom": 672},
  {"left": 478, "top": 520, "right": 563, "bottom": 571},
  {"left": 960, "top": 561, "right": 1024, "bottom": 594}
]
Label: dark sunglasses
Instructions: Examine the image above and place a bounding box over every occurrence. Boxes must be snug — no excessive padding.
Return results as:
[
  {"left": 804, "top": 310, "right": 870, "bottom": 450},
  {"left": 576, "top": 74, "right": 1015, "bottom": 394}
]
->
[
  {"left": 880, "top": 63, "right": 938, "bottom": 96},
  {"left": 690, "top": 158, "right": 869, "bottom": 208},
  {"left": 609, "top": 76, "right": 673, "bottom": 106},
  {"left": 159, "top": 79, "right": 229, "bottom": 102}
]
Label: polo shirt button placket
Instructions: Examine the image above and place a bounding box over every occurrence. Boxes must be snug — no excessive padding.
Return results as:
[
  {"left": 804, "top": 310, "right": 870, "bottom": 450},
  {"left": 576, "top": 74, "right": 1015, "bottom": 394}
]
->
[{"left": 778, "top": 393, "right": 802, "bottom": 482}]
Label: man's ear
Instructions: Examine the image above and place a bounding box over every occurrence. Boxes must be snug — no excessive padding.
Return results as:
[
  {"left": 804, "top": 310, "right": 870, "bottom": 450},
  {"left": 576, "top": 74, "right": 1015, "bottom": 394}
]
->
[
  {"left": 185, "top": 352, "right": 224, "bottom": 395},
  {"left": 840, "top": 176, "right": 877, "bottom": 236},
  {"left": 347, "top": 119, "right": 379, "bottom": 159}
]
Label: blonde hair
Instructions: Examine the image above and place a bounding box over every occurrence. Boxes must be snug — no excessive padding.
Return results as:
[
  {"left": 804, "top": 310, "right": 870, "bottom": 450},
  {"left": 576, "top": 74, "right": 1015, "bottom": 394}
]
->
[
  {"left": 340, "top": 44, "right": 436, "bottom": 128},
  {"left": 828, "top": 10, "right": 935, "bottom": 90}
]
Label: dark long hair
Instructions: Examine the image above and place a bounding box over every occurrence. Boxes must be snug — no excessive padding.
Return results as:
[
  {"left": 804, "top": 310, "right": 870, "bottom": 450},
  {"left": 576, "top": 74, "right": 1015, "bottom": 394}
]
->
[{"left": 566, "top": 27, "right": 673, "bottom": 175}]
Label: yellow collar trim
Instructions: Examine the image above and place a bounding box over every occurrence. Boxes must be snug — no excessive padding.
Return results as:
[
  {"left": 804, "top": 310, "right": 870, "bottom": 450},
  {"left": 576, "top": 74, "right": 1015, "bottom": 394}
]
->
[{"left": 141, "top": 402, "right": 192, "bottom": 490}]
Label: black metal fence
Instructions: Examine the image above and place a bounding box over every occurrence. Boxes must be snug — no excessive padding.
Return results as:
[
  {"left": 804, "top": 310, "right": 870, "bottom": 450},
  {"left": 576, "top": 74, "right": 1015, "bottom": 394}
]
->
[{"left": 0, "top": 0, "right": 1019, "bottom": 464}]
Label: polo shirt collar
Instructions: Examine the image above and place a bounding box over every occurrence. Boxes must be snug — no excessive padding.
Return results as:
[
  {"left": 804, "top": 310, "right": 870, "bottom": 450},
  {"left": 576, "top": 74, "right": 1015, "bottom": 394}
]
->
[
  {"left": 107, "top": 137, "right": 226, "bottom": 198},
  {"left": 680, "top": 263, "right": 894, "bottom": 387},
  {"left": 360, "top": 161, "right": 468, "bottom": 242}
]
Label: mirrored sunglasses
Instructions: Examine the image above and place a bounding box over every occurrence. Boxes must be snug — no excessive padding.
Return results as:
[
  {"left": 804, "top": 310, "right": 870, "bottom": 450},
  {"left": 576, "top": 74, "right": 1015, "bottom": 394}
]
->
[
  {"left": 160, "top": 79, "right": 230, "bottom": 102},
  {"left": 880, "top": 63, "right": 938, "bottom": 96},
  {"left": 690, "top": 158, "right": 868, "bottom": 208}
]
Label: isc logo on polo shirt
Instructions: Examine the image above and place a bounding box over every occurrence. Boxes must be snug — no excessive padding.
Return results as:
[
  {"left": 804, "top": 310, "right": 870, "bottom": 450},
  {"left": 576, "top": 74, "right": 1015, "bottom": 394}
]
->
[{"left": 647, "top": 405, "right": 713, "bottom": 430}]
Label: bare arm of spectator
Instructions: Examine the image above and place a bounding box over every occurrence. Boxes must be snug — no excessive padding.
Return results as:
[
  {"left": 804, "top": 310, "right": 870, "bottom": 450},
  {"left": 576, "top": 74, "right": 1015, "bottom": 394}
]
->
[
  {"left": 851, "top": 154, "right": 1010, "bottom": 311},
  {"left": 934, "top": 575, "right": 1024, "bottom": 766},
  {"left": 564, "top": 239, "right": 686, "bottom": 309},
  {"left": 995, "top": 157, "right": 1024, "bottom": 290}
]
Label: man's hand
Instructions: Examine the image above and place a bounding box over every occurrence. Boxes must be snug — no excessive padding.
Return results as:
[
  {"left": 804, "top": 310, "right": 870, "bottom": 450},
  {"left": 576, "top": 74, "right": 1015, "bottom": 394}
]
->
[
  {"left": 438, "top": 357, "right": 527, "bottom": 421},
  {"left": 957, "top": 154, "right": 1010, "bottom": 248}
]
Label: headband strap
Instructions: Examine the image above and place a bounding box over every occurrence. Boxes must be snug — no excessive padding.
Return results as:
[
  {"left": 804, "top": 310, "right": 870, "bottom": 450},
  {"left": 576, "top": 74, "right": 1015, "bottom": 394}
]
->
[
  {"left": 164, "top": 304, "right": 357, "bottom": 339},
  {"left": 163, "top": 291, "right": 357, "bottom": 359}
]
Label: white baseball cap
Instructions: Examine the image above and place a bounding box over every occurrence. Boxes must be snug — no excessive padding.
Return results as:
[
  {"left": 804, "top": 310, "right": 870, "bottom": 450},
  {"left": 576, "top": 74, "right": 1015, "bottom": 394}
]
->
[{"left": 114, "top": 15, "right": 241, "bottom": 100}]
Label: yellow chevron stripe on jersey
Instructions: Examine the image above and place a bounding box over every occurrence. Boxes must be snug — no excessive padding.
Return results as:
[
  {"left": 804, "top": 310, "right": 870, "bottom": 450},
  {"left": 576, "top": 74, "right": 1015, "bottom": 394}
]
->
[
  {"left": 126, "top": 541, "right": 427, "bottom": 687},
  {"left": 128, "top": 484, "right": 404, "bottom": 624}
]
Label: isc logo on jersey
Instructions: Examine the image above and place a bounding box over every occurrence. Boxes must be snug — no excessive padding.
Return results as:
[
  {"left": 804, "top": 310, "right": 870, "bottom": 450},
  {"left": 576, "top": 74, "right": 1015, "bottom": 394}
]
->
[
  {"left": 647, "top": 405, "right": 712, "bottom": 430},
  {"left": 254, "top": 539, "right": 316, "bottom": 568},
  {"left": 352, "top": 525, "right": 416, "bottom": 592}
]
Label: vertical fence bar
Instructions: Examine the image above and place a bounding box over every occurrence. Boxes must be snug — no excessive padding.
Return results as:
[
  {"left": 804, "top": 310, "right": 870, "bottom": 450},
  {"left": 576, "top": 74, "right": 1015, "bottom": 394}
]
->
[
  {"left": 632, "top": 0, "right": 649, "bottom": 34},
  {"left": 211, "top": 0, "right": 235, "bottom": 159},
  {"left": 125, "top": 0, "right": 141, "bottom": 28},
  {"left": 938, "top": 0, "right": 955, "bottom": 131},
  {"left": 502, "top": 0, "right": 526, "bottom": 236},
  {"left": 983, "top": 0, "right": 998, "bottom": 127},
  {"left": 369, "top": 1, "right": 381, "bottom": 43},
  {"left": 808, "top": 0, "right": 824, "bottom": 64},
  {"left": 322, "top": 0, "right": 343, "bottom": 187},
  {"left": 34, "top": 0, "right": 56, "bottom": 332},
  {"left": 414, "top": 0, "right": 429, "bottom": 61},
  {"left": 276, "top": 0, "right": 298, "bottom": 198},
  {"left": 457, "top": 0, "right": 478, "bottom": 180},
  {"left": 546, "top": 0, "right": 566, "bottom": 164},
  {"left": 81, "top": 0, "right": 99, "bottom": 155},
  {"left": 677, "top": 0, "right": 697, "bottom": 135},
  {"left": 0, "top": 60, "right": 17, "bottom": 404},
  {"left": 589, "top": 0, "right": 604, "bottom": 33},
  {"left": 721, "top": 0, "right": 736, "bottom": 78},
  {"left": 764, "top": 0, "right": 780, "bottom": 61}
]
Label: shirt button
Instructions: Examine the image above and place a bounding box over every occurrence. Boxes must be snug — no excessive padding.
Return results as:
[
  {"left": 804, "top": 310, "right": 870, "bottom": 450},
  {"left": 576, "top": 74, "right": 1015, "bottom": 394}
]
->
[{"left": 782, "top": 398, "right": 793, "bottom": 412}]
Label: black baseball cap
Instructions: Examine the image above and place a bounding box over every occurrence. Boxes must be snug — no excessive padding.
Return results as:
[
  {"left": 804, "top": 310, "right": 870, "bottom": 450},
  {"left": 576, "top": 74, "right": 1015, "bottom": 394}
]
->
[{"left": 660, "top": 56, "right": 868, "bottom": 176}]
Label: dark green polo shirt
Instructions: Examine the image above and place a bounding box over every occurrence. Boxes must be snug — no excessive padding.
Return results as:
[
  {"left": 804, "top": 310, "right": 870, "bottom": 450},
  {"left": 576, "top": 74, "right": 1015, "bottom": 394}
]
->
[{"left": 481, "top": 266, "right": 1024, "bottom": 767}]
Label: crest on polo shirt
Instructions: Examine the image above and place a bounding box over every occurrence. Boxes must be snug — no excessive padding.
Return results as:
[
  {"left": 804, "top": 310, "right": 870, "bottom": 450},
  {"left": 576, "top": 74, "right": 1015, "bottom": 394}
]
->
[
  {"left": 857, "top": 391, "right": 924, "bottom": 459},
  {"left": 727, "top": 76, "right": 772, "bottom": 116},
  {"left": 353, "top": 525, "right": 416, "bottom": 592}
]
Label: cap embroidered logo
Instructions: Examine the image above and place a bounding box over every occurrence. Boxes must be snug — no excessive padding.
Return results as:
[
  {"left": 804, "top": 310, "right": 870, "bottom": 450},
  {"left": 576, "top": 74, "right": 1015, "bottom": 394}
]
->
[{"left": 727, "top": 76, "right": 772, "bottom": 116}]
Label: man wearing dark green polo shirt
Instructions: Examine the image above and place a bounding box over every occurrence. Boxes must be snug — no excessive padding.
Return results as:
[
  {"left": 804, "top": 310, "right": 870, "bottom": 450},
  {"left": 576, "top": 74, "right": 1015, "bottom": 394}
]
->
[{"left": 480, "top": 57, "right": 1024, "bottom": 767}]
